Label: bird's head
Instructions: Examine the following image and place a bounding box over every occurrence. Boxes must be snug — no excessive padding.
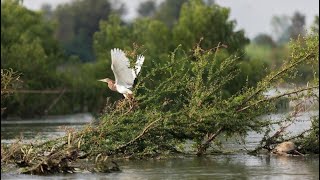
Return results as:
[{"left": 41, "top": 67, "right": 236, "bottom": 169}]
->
[{"left": 98, "top": 78, "right": 117, "bottom": 91}]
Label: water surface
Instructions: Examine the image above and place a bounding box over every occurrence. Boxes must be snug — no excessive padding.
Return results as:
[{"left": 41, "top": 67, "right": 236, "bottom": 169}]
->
[{"left": 1, "top": 112, "right": 319, "bottom": 179}]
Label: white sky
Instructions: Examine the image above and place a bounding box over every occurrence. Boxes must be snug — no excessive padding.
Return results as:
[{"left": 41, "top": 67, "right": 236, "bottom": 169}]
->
[{"left": 22, "top": 0, "right": 319, "bottom": 39}]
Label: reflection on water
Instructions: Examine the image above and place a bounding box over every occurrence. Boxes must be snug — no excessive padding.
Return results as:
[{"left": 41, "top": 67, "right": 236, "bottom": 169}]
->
[{"left": 1, "top": 112, "right": 319, "bottom": 179}]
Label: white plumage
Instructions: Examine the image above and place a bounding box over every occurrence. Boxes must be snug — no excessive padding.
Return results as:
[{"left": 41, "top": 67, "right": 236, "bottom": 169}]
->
[{"left": 99, "top": 48, "right": 145, "bottom": 98}]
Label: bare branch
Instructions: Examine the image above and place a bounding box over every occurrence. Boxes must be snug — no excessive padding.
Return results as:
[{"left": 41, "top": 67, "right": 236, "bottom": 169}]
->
[
  {"left": 238, "top": 52, "right": 316, "bottom": 109},
  {"left": 196, "top": 126, "right": 224, "bottom": 156},
  {"left": 237, "top": 85, "right": 319, "bottom": 112}
]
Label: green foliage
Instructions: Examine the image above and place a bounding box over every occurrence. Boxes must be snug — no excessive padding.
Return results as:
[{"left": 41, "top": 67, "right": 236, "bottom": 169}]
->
[
  {"left": 172, "top": 0, "right": 249, "bottom": 53},
  {"left": 311, "top": 15, "right": 319, "bottom": 34},
  {"left": 253, "top": 34, "right": 276, "bottom": 48},
  {"left": 53, "top": 0, "right": 122, "bottom": 61},
  {"left": 52, "top": 61, "right": 108, "bottom": 114},
  {"left": 286, "top": 35, "right": 319, "bottom": 83},
  {"left": 245, "top": 44, "right": 273, "bottom": 63},
  {"left": 298, "top": 117, "right": 319, "bottom": 153},
  {"left": 2, "top": 22, "right": 318, "bottom": 162},
  {"left": 93, "top": 0, "right": 254, "bottom": 99},
  {"left": 1, "top": 69, "right": 21, "bottom": 97},
  {"left": 2, "top": 0, "right": 316, "bottom": 128},
  {"left": 1, "top": 0, "right": 108, "bottom": 117},
  {"left": 248, "top": 29, "right": 318, "bottom": 85},
  {"left": 153, "top": 0, "right": 188, "bottom": 27},
  {"left": 1, "top": 0, "right": 64, "bottom": 116},
  {"left": 80, "top": 34, "right": 318, "bottom": 157},
  {"left": 1, "top": 0, "right": 62, "bottom": 85},
  {"left": 84, "top": 46, "right": 245, "bottom": 156}
]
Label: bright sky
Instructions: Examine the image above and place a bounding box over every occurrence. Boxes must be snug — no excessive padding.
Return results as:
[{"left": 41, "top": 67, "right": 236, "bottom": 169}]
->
[
  {"left": 215, "top": 0, "right": 319, "bottom": 38},
  {"left": 22, "top": 0, "right": 319, "bottom": 39}
]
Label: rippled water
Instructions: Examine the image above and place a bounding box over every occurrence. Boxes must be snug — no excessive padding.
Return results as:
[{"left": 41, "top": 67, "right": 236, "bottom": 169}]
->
[
  {"left": 1, "top": 113, "right": 94, "bottom": 144},
  {"left": 1, "top": 112, "right": 319, "bottom": 179}
]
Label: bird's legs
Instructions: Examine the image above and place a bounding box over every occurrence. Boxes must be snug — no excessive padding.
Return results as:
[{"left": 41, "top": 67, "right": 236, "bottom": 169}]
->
[
  {"left": 124, "top": 93, "right": 136, "bottom": 111},
  {"left": 115, "top": 94, "right": 136, "bottom": 114}
]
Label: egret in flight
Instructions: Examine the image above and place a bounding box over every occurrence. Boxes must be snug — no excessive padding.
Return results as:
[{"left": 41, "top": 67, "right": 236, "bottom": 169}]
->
[{"left": 98, "top": 48, "right": 145, "bottom": 99}]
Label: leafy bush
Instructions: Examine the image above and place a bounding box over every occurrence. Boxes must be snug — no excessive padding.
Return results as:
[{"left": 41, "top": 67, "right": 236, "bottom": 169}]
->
[{"left": 77, "top": 34, "right": 318, "bottom": 157}]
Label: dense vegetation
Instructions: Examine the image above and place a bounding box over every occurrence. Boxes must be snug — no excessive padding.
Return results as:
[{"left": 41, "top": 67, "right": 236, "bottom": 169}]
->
[
  {"left": 1, "top": 32, "right": 318, "bottom": 175},
  {"left": 2, "top": 0, "right": 318, "bottom": 118},
  {"left": 81, "top": 33, "right": 319, "bottom": 157},
  {"left": 1, "top": 0, "right": 116, "bottom": 117},
  {"left": 1, "top": 0, "right": 265, "bottom": 117}
]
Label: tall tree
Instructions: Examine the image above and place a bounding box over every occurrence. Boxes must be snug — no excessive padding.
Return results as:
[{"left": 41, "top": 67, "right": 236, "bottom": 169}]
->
[
  {"left": 153, "top": 0, "right": 188, "bottom": 27},
  {"left": 40, "top": 3, "right": 53, "bottom": 20},
  {"left": 271, "top": 11, "right": 306, "bottom": 44},
  {"left": 253, "top": 33, "right": 276, "bottom": 48},
  {"left": 173, "top": 0, "right": 249, "bottom": 53},
  {"left": 53, "top": 0, "right": 124, "bottom": 61},
  {"left": 137, "top": 0, "right": 157, "bottom": 17},
  {"left": 271, "top": 15, "right": 291, "bottom": 43},
  {"left": 1, "top": 0, "right": 66, "bottom": 116},
  {"left": 289, "top": 11, "right": 306, "bottom": 39},
  {"left": 1, "top": 0, "right": 62, "bottom": 81}
]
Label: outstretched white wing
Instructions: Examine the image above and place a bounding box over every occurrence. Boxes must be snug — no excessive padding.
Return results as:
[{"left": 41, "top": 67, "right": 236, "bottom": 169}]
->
[
  {"left": 110, "top": 48, "right": 144, "bottom": 88},
  {"left": 133, "top": 54, "right": 145, "bottom": 78}
]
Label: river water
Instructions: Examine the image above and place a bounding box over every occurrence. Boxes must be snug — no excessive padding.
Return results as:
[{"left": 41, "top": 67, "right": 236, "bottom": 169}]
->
[{"left": 1, "top": 111, "right": 319, "bottom": 180}]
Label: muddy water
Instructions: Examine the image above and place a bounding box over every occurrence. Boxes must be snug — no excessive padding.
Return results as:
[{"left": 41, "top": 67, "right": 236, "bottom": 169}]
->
[{"left": 1, "top": 112, "right": 319, "bottom": 179}]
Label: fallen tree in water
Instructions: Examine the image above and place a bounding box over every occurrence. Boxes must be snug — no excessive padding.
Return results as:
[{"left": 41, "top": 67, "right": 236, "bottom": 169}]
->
[
  {"left": 1, "top": 35, "right": 319, "bottom": 175},
  {"left": 1, "top": 135, "right": 121, "bottom": 175}
]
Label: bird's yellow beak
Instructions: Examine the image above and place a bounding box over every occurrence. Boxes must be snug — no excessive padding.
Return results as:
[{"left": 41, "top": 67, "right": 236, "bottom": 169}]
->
[{"left": 98, "top": 79, "right": 107, "bottom": 83}]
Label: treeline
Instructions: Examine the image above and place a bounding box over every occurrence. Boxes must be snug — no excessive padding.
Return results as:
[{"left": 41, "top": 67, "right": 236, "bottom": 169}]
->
[
  {"left": 1, "top": 0, "right": 317, "bottom": 118},
  {"left": 2, "top": 0, "right": 112, "bottom": 117},
  {"left": 247, "top": 12, "right": 319, "bottom": 83}
]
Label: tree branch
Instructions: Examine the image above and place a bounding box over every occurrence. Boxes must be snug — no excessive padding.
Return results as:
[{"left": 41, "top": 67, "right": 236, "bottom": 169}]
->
[
  {"left": 237, "top": 85, "right": 319, "bottom": 112},
  {"left": 114, "top": 118, "right": 162, "bottom": 152},
  {"left": 238, "top": 52, "right": 316, "bottom": 109},
  {"left": 196, "top": 126, "right": 223, "bottom": 156}
]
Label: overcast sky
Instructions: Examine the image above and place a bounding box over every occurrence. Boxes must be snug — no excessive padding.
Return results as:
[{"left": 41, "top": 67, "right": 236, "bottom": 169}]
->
[{"left": 22, "top": 0, "right": 319, "bottom": 39}]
